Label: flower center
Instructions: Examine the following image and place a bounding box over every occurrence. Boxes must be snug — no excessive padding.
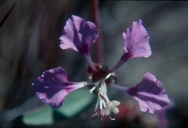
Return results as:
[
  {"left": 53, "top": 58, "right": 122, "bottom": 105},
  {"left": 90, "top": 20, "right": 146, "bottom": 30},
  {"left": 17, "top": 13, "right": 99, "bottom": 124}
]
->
[
  {"left": 87, "top": 64, "right": 120, "bottom": 120},
  {"left": 87, "top": 64, "right": 116, "bottom": 84}
]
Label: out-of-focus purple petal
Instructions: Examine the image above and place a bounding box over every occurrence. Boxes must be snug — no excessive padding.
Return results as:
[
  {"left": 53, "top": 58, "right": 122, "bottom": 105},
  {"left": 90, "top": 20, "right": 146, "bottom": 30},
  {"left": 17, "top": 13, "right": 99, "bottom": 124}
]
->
[
  {"left": 59, "top": 15, "right": 99, "bottom": 56},
  {"left": 155, "top": 108, "right": 169, "bottom": 128},
  {"left": 32, "top": 67, "right": 85, "bottom": 108},
  {"left": 155, "top": 101, "right": 173, "bottom": 128},
  {"left": 125, "top": 72, "right": 170, "bottom": 113},
  {"left": 123, "top": 19, "right": 151, "bottom": 58}
]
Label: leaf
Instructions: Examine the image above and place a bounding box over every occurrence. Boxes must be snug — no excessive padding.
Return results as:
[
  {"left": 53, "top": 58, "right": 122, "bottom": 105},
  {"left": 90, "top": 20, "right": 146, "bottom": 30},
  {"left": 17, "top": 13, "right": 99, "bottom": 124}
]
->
[
  {"left": 56, "top": 88, "right": 95, "bottom": 117},
  {"left": 22, "top": 88, "right": 95, "bottom": 125},
  {"left": 22, "top": 105, "right": 53, "bottom": 125}
]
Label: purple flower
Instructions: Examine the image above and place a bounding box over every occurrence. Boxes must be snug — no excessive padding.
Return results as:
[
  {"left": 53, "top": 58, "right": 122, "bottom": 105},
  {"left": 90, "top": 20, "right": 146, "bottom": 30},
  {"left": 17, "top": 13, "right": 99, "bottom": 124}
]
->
[
  {"left": 32, "top": 15, "right": 170, "bottom": 120},
  {"left": 32, "top": 66, "right": 86, "bottom": 108}
]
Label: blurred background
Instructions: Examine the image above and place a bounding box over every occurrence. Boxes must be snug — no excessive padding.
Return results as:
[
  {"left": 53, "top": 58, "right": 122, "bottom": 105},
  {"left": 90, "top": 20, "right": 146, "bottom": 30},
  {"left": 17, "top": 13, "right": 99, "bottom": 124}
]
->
[{"left": 0, "top": 0, "right": 188, "bottom": 127}]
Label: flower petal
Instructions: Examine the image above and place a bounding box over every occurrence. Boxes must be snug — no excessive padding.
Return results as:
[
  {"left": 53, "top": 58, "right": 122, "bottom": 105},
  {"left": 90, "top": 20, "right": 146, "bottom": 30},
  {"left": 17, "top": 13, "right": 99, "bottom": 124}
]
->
[
  {"left": 105, "top": 100, "right": 120, "bottom": 116},
  {"left": 112, "top": 107, "right": 119, "bottom": 114},
  {"left": 125, "top": 72, "right": 170, "bottom": 113},
  {"left": 111, "top": 100, "right": 120, "bottom": 106},
  {"left": 59, "top": 15, "right": 99, "bottom": 56},
  {"left": 123, "top": 19, "right": 151, "bottom": 58},
  {"left": 109, "top": 20, "right": 151, "bottom": 72},
  {"left": 32, "top": 66, "right": 85, "bottom": 108}
]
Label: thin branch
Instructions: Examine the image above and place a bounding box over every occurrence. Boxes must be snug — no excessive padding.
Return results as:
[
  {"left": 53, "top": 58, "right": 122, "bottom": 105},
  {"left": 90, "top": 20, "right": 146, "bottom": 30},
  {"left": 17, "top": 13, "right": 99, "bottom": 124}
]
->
[{"left": 0, "top": 2, "right": 16, "bottom": 28}]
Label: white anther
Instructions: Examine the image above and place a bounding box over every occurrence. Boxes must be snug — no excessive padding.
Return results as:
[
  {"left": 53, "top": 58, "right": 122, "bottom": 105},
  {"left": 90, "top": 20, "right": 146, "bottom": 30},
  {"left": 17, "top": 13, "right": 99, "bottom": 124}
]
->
[{"left": 89, "top": 88, "right": 95, "bottom": 93}]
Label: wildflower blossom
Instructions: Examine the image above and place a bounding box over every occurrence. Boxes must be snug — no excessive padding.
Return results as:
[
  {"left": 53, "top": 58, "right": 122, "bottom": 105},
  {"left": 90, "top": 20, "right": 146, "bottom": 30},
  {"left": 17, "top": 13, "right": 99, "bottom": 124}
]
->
[{"left": 32, "top": 15, "right": 170, "bottom": 120}]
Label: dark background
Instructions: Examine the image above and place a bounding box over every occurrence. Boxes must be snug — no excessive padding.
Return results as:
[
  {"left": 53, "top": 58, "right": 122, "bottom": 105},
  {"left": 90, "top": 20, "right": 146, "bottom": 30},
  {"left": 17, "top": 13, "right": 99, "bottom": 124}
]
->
[{"left": 0, "top": 0, "right": 188, "bottom": 127}]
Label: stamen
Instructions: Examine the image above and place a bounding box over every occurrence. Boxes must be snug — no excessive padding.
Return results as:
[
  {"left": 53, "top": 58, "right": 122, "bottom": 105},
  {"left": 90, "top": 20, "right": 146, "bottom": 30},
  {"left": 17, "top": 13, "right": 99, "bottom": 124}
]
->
[
  {"left": 103, "top": 83, "right": 107, "bottom": 93},
  {"left": 105, "top": 95, "right": 110, "bottom": 102},
  {"left": 105, "top": 73, "right": 113, "bottom": 80},
  {"left": 108, "top": 116, "right": 115, "bottom": 121},
  {"left": 102, "top": 100, "right": 106, "bottom": 108},
  {"left": 90, "top": 112, "right": 99, "bottom": 120},
  {"left": 99, "top": 98, "right": 103, "bottom": 109},
  {"left": 98, "top": 93, "right": 107, "bottom": 102},
  {"left": 100, "top": 109, "right": 105, "bottom": 120},
  {"left": 89, "top": 82, "right": 100, "bottom": 93},
  {"left": 101, "top": 82, "right": 110, "bottom": 102},
  {"left": 89, "top": 87, "right": 95, "bottom": 93},
  {"left": 95, "top": 97, "right": 100, "bottom": 111},
  {"left": 99, "top": 87, "right": 102, "bottom": 93}
]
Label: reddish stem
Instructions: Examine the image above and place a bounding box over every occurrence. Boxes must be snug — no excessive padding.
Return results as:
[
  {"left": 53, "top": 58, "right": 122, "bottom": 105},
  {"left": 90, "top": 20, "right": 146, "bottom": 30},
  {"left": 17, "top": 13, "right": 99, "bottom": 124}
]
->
[{"left": 91, "top": 0, "right": 103, "bottom": 63}]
